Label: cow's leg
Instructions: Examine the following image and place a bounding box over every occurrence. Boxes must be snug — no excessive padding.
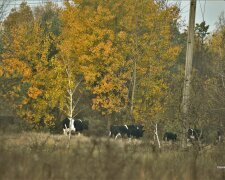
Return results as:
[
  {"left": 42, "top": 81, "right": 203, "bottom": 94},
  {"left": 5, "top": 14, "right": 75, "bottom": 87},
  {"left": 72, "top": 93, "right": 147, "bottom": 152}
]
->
[
  {"left": 109, "top": 131, "right": 111, "bottom": 137},
  {"left": 64, "top": 124, "right": 69, "bottom": 136},
  {"left": 218, "top": 135, "right": 221, "bottom": 142},
  {"left": 64, "top": 129, "right": 69, "bottom": 136},
  {"left": 128, "top": 137, "right": 132, "bottom": 143},
  {"left": 63, "top": 128, "right": 66, "bottom": 135},
  {"left": 115, "top": 133, "right": 121, "bottom": 139}
]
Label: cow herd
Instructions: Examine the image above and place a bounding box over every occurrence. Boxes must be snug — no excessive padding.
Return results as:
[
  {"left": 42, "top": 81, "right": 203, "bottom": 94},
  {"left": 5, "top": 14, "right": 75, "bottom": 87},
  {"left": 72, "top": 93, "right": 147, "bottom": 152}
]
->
[
  {"left": 62, "top": 117, "right": 223, "bottom": 143},
  {"left": 163, "top": 129, "right": 203, "bottom": 142},
  {"left": 163, "top": 128, "right": 223, "bottom": 143}
]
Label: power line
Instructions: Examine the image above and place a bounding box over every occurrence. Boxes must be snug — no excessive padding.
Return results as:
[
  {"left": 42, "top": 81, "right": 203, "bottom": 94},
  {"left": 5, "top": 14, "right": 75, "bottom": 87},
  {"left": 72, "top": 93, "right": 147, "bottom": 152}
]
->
[
  {"left": 6, "top": 0, "right": 65, "bottom": 6},
  {"left": 199, "top": 0, "right": 207, "bottom": 21},
  {"left": 169, "top": 0, "right": 224, "bottom": 1},
  {"left": 8, "top": 1, "right": 64, "bottom": 5}
]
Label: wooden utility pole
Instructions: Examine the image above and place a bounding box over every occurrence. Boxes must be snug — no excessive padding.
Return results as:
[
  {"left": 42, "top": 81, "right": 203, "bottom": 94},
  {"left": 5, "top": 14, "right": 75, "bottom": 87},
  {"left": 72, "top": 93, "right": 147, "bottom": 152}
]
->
[{"left": 181, "top": 0, "right": 197, "bottom": 148}]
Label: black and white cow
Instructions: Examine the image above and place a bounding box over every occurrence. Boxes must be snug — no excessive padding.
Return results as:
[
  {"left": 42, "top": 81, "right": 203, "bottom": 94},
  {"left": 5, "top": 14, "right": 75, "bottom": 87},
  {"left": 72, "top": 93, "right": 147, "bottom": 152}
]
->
[
  {"left": 163, "top": 132, "right": 177, "bottom": 141},
  {"left": 62, "top": 117, "right": 76, "bottom": 135},
  {"left": 109, "top": 124, "right": 144, "bottom": 139},
  {"left": 74, "top": 119, "right": 89, "bottom": 133},
  {"left": 187, "top": 128, "right": 203, "bottom": 141},
  {"left": 109, "top": 125, "right": 130, "bottom": 139},
  {"left": 62, "top": 118, "right": 88, "bottom": 135}
]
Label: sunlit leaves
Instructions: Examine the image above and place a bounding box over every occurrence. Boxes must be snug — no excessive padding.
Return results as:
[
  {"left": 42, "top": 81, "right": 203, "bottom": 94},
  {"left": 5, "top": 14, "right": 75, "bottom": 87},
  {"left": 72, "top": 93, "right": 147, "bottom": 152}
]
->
[
  {"left": 0, "top": 2, "right": 62, "bottom": 128},
  {"left": 0, "top": 0, "right": 182, "bottom": 128},
  {"left": 60, "top": 0, "right": 181, "bottom": 121}
]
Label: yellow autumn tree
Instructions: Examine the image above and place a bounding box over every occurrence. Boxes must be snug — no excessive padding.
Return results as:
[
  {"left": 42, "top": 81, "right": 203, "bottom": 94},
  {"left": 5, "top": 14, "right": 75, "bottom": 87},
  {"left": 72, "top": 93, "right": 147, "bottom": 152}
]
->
[
  {"left": 60, "top": 0, "right": 130, "bottom": 117},
  {"left": 0, "top": 3, "right": 35, "bottom": 112},
  {"left": 60, "top": 0, "right": 181, "bottom": 125},
  {"left": 1, "top": 0, "right": 182, "bottom": 129},
  {"left": 0, "top": 2, "right": 63, "bottom": 128}
]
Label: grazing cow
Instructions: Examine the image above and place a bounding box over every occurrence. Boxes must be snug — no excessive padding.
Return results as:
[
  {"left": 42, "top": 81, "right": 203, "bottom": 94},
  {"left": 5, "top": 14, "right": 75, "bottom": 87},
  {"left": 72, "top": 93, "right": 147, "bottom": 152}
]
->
[
  {"left": 187, "top": 128, "right": 203, "bottom": 141},
  {"left": 109, "top": 125, "right": 129, "bottom": 139},
  {"left": 127, "top": 124, "right": 145, "bottom": 138},
  {"left": 163, "top": 132, "right": 177, "bottom": 141},
  {"left": 74, "top": 119, "right": 89, "bottom": 133},
  {"left": 62, "top": 117, "right": 75, "bottom": 135},
  {"left": 109, "top": 124, "right": 144, "bottom": 139}
]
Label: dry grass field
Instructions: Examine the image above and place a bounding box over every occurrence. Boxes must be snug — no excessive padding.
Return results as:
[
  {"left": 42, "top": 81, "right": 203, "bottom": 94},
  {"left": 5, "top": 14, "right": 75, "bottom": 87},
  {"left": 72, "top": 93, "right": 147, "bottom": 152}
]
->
[{"left": 0, "top": 132, "right": 225, "bottom": 180}]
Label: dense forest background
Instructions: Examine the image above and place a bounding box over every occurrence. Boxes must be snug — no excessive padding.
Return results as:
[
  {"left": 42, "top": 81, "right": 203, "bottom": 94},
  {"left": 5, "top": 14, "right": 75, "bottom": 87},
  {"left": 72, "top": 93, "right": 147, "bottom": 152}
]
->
[{"left": 0, "top": 0, "right": 225, "bottom": 139}]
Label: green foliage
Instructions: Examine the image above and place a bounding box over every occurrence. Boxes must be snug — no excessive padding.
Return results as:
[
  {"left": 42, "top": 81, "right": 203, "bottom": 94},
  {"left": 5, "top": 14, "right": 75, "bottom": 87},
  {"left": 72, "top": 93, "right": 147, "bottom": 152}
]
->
[{"left": 195, "top": 21, "right": 210, "bottom": 44}]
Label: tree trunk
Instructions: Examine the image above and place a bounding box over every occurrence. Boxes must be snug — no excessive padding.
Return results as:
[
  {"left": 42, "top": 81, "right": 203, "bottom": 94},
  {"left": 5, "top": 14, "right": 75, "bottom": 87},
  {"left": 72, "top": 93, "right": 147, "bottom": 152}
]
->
[
  {"left": 130, "top": 60, "right": 136, "bottom": 121},
  {"left": 154, "top": 123, "right": 161, "bottom": 149},
  {"left": 130, "top": 8, "right": 139, "bottom": 122},
  {"left": 107, "top": 116, "right": 111, "bottom": 131}
]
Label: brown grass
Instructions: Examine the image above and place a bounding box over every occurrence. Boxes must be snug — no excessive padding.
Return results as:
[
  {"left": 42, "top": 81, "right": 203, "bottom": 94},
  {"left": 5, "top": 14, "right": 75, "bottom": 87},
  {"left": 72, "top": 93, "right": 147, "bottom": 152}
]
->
[{"left": 0, "top": 132, "right": 224, "bottom": 180}]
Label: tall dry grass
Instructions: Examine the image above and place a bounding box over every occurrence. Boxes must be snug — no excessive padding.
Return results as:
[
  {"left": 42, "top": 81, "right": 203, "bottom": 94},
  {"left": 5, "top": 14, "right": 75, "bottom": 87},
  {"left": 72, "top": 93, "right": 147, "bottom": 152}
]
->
[{"left": 0, "top": 132, "right": 224, "bottom": 180}]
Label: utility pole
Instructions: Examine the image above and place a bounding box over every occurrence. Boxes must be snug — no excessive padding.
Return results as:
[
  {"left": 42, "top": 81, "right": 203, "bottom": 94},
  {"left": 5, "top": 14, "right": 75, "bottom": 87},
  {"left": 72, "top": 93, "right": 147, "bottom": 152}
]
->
[{"left": 181, "top": 0, "right": 197, "bottom": 148}]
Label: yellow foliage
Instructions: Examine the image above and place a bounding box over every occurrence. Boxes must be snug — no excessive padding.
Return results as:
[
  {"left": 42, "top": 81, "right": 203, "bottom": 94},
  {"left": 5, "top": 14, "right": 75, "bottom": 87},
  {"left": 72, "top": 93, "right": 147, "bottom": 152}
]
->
[
  {"left": 0, "top": 2, "right": 65, "bottom": 128},
  {"left": 0, "top": 0, "right": 182, "bottom": 127},
  {"left": 59, "top": 0, "right": 181, "bottom": 119},
  {"left": 28, "top": 87, "right": 42, "bottom": 99},
  {"left": 118, "top": 31, "right": 127, "bottom": 40},
  {"left": 0, "top": 68, "right": 3, "bottom": 77},
  {"left": 2, "top": 58, "right": 32, "bottom": 78}
]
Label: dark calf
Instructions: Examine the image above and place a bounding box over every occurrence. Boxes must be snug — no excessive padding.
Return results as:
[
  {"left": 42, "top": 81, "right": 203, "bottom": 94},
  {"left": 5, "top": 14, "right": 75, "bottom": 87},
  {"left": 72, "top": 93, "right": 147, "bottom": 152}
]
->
[
  {"left": 127, "top": 124, "right": 145, "bottom": 138},
  {"left": 163, "top": 132, "right": 177, "bottom": 141}
]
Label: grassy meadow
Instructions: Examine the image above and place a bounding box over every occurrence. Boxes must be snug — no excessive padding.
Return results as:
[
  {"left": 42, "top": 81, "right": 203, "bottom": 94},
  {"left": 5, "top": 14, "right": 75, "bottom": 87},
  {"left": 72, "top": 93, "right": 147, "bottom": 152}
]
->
[{"left": 0, "top": 131, "right": 225, "bottom": 180}]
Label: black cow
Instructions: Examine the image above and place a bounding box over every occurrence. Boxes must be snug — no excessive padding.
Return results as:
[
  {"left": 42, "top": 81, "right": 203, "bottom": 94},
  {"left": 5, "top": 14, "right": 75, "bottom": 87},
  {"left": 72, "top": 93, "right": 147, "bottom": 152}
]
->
[
  {"left": 74, "top": 119, "right": 89, "bottom": 133},
  {"left": 109, "top": 125, "right": 129, "bottom": 139},
  {"left": 187, "top": 128, "right": 203, "bottom": 141},
  {"left": 163, "top": 132, "right": 177, "bottom": 141},
  {"left": 127, "top": 124, "right": 145, "bottom": 138}
]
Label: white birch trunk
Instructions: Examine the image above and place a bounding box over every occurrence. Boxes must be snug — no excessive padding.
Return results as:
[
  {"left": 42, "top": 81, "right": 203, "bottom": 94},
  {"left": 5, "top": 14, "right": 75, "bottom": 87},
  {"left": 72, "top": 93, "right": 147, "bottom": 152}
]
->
[
  {"left": 130, "top": 60, "right": 136, "bottom": 116},
  {"left": 68, "top": 89, "right": 73, "bottom": 140},
  {"left": 154, "top": 123, "right": 161, "bottom": 149},
  {"left": 130, "top": 8, "right": 139, "bottom": 119}
]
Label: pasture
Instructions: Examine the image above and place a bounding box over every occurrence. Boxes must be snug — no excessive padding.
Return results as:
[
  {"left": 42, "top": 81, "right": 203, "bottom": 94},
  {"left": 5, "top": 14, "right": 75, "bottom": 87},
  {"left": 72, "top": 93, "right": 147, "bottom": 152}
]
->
[{"left": 0, "top": 132, "right": 225, "bottom": 180}]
